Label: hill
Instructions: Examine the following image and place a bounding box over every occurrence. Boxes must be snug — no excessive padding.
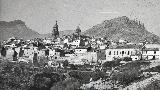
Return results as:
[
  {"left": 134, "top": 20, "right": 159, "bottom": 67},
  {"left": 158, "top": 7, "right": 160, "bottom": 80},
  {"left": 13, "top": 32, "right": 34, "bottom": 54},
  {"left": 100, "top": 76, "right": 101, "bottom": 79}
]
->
[
  {"left": 84, "top": 16, "right": 160, "bottom": 43},
  {"left": 0, "top": 20, "right": 40, "bottom": 41}
]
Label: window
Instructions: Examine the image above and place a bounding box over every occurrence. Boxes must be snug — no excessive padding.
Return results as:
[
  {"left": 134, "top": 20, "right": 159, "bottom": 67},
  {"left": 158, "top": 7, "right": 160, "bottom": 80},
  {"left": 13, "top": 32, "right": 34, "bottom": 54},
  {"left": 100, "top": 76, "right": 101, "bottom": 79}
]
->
[
  {"left": 154, "top": 51, "right": 156, "bottom": 54},
  {"left": 109, "top": 51, "right": 111, "bottom": 55},
  {"left": 55, "top": 57, "right": 57, "bottom": 59},
  {"left": 114, "top": 51, "right": 115, "bottom": 55},
  {"left": 122, "top": 51, "right": 124, "bottom": 54},
  {"left": 117, "top": 51, "right": 118, "bottom": 55},
  {"left": 128, "top": 51, "right": 130, "bottom": 55}
]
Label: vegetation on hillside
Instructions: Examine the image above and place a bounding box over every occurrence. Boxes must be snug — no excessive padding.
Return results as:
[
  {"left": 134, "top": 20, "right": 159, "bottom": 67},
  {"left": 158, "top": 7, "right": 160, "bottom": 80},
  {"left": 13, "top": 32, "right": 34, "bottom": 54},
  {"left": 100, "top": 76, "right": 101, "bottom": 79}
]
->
[{"left": 84, "top": 16, "right": 160, "bottom": 43}]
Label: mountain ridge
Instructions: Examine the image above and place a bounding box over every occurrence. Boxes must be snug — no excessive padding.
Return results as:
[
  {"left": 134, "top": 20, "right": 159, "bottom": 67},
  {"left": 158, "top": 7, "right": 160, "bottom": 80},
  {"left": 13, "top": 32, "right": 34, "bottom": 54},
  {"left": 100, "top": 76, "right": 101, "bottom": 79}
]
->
[
  {"left": 0, "top": 20, "right": 40, "bottom": 41},
  {"left": 1, "top": 17, "right": 160, "bottom": 44},
  {"left": 84, "top": 16, "right": 160, "bottom": 43}
]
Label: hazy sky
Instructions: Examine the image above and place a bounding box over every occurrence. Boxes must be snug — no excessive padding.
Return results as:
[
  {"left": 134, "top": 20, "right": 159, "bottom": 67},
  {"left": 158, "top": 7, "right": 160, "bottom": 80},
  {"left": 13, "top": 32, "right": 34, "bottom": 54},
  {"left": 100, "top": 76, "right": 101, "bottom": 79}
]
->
[{"left": 1, "top": 0, "right": 160, "bottom": 35}]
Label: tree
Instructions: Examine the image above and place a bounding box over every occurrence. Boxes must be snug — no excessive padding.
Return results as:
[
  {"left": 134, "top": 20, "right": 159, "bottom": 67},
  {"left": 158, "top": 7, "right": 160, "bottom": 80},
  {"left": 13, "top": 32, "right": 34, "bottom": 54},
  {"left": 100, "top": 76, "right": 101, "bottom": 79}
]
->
[
  {"left": 63, "top": 60, "right": 69, "bottom": 69},
  {"left": 13, "top": 49, "right": 18, "bottom": 61},
  {"left": 33, "top": 53, "right": 38, "bottom": 67},
  {"left": 19, "top": 47, "right": 24, "bottom": 57},
  {"left": 1, "top": 47, "right": 6, "bottom": 57}
]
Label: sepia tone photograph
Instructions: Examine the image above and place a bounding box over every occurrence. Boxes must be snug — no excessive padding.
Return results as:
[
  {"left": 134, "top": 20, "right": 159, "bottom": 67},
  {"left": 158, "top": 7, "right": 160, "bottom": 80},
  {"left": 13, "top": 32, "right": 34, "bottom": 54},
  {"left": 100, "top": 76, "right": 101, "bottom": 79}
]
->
[{"left": 1, "top": 0, "right": 160, "bottom": 90}]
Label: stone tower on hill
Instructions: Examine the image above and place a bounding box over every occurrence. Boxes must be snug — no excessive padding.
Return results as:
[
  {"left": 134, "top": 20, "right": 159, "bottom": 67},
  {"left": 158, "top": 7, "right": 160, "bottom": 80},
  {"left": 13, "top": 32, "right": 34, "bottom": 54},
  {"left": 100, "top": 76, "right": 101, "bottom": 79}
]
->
[{"left": 52, "top": 21, "right": 59, "bottom": 39}]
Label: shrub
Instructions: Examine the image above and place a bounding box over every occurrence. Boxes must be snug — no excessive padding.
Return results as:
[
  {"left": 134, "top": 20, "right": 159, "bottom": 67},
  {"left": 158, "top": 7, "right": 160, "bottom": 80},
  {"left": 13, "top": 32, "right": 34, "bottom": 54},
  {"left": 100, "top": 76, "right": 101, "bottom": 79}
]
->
[
  {"left": 102, "top": 60, "right": 121, "bottom": 68},
  {"left": 143, "top": 80, "right": 160, "bottom": 90},
  {"left": 33, "top": 72, "right": 61, "bottom": 90},
  {"left": 111, "top": 61, "right": 150, "bottom": 86},
  {"left": 50, "top": 78, "right": 81, "bottom": 90},
  {"left": 68, "top": 70, "right": 105, "bottom": 83},
  {"left": 123, "top": 57, "right": 132, "bottom": 62},
  {"left": 111, "top": 68, "right": 141, "bottom": 85}
]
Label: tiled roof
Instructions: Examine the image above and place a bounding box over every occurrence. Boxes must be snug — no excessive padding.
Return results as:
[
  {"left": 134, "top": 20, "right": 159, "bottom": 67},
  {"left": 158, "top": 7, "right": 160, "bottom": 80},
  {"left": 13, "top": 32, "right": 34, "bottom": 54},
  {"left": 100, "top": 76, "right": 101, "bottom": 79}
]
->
[
  {"left": 142, "top": 48, "right": 159, "bottom": 51},
  {"left": 145, "top": 44, "right": 160, "bottom": 48},
  {"left": 110, "top": 45, "right": 143, "bottom": 49},
  {"left": 75, "top": 47, "right": 87, "bottom": 49}
]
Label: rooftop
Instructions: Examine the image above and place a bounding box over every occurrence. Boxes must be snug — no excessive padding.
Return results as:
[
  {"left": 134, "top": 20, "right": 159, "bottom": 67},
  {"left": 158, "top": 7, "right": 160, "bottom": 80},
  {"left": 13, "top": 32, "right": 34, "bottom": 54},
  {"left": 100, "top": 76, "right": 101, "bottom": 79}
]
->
[{"left": 110, "top": 45, "right": 143, "bottom": 49}]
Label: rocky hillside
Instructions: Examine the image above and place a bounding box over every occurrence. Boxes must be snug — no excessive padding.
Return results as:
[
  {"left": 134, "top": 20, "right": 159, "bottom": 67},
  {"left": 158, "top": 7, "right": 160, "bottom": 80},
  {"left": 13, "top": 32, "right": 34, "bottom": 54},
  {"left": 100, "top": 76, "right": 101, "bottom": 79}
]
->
[
  {"left": 0, "top": 20, "right": 40, "bottom": 40},
  {"left": 84, "top": 16, "right": 160, "bottom": 43}
]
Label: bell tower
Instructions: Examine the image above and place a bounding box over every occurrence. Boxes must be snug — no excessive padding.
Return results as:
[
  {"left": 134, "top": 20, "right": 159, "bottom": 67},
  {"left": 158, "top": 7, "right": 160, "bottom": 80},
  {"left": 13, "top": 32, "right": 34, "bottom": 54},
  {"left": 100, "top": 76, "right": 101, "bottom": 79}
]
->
[
  {"left": 75, "top": 25, "right": 81, "bottom": 36},
  {"left": 52, "top": 21, "right": 59, "bottom": 39}
]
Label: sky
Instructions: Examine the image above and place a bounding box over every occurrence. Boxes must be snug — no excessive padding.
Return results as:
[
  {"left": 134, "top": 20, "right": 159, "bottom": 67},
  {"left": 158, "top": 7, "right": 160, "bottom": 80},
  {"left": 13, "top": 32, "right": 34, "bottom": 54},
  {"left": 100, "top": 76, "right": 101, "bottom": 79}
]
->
[{"left": 1, "top": 0, "right": 160, "bottom": 35}]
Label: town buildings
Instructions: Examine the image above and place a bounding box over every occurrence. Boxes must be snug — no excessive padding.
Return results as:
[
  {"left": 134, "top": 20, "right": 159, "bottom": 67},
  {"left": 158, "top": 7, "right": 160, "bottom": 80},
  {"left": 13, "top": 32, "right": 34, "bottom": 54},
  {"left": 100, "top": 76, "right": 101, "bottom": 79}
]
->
[
  {"left": 105, "top": 48, "right": 139, "bottom": 61},
  {"left": 1, "top": 22, "right": 160, "bottom": 66}
]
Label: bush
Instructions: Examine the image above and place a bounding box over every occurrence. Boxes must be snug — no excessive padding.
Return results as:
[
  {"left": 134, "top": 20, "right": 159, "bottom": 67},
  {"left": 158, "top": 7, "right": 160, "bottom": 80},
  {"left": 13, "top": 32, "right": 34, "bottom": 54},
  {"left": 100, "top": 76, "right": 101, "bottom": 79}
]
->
[
  {"left": 111, "top": 61, "right": 150, "bottom": 86},
  {"left": 33, "top": 72, "right": 61, "bottom": 90},
  {"left": 68, "top": 70, "right": 105, "bottom": 83},
  {"left": 144, "top": 66, "right": 160, "bottom": 73},
  {"left": 111, "top": 68, "right": 141, "bottom": 85},
  {"left": 102, "top": 60, "right": 121, "bottom": 68},
  {"left": 123, "top": 57, "right": 132, "bottom": 62},
  {"left": 50, "top": 78, "right": 81, "bottom": 90},
  {"left": 143, "top": 80, "right": 160, "bottom": 90}
]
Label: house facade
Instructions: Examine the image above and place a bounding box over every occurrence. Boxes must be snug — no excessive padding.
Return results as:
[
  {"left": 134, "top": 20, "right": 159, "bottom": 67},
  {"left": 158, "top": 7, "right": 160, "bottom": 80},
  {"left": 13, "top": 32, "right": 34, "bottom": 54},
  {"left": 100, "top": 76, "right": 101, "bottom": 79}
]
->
[
  {"left": 142, "top": 48, "right": 160, "bottom": 60},
  {"left": 75, "top": 47, "right": 87, "bottom": 54},
  {"left": 106, "top": 48, "right": 139, "bottom": 61},
  {"left": 142, "top": 44, "right": 160, "bottom": 60}
]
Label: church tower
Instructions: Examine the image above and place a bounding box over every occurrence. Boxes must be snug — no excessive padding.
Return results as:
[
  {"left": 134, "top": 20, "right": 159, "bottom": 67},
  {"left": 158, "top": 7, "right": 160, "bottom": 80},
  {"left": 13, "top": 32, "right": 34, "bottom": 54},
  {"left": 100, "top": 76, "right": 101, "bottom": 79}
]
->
[
  {"left": 75, "top": 25, "right": 81, "bottom": 36},
  {"left": 52, "top": 21, "right": 59, "bottom": 39}
]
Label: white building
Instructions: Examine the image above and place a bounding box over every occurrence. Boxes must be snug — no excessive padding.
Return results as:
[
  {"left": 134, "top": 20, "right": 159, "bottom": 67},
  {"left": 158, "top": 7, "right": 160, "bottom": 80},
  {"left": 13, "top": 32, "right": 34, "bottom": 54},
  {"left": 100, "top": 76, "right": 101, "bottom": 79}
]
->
[
  {"left": 49, "top": 49, "right": 55, "bottom": 57},
  {"left": 66, "top": 52, "right": 97, "bottom": 65},
  {"left": 43, "top": 39, "right": 51, "bottom": 44},
  {"left": 119, "top": 39, "right": 127, "bottom": 43},
  {"left": 70, "top": 40, "right": 80, "bottom": 47},
  {"left": 106, "top": 48, "right": 139, "bottom": 61},
  {"left": 99, "top": 45, "right": 106, "bottom": 50},
  {"left": 141, "top": 44, "right": 160, "bottom": 60},
  {"left": 6, "top": 48, "right": 14, "bottom": 60},
  {"left": 48, "top": 49, "right": 60, "bottom": 60},
  {"left": 142, "top": 48, "right": 160, "bottom": 60},
  {"left": 23, "top": 47, "right": 35, "bottom": 58},
  {"left": 37, "top": 49, "right": 45, "bottom": 57},
  {"left": 51, "top": 52, "right": 60, "bottom": 60},
  {"left": 63, "top": 38, "right": 69, "bottom": 44},
  {"left": 75, "top": 47, "right": 87, "bottom": 54}
]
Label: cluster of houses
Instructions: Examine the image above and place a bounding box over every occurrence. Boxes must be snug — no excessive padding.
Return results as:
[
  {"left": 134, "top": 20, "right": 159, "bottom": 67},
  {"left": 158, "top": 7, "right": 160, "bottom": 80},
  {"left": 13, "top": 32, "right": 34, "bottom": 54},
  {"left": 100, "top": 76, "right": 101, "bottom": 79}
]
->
[
  {"left": 1, "top": 22, "right": 160, "bottom": 66},
  {"left": 1, "top": 37, "right": 160, "bottom": 65}
]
